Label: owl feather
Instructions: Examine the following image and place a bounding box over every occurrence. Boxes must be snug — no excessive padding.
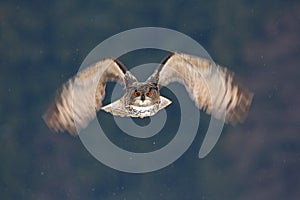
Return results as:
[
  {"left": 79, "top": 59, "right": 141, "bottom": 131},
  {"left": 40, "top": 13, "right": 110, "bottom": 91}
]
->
[
  {"left": 154, "top": 52, "right": 253, "bottom": 125},
  {"left": 42, "top": 58, "right": 127, "bottom": 135},
  {"left": 43, "top": 52, "right": 253, "bottom": 135}
]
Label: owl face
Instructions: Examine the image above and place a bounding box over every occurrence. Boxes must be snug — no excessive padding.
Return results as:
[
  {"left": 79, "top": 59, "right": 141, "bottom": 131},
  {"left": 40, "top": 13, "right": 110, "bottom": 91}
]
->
[{"left": 126, "top": 82, "right": 160, "bottom": 107}]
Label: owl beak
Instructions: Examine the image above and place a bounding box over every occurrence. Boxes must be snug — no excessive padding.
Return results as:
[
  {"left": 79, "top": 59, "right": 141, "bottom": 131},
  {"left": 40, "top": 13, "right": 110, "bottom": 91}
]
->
[{"left": 141, "top": 93, "right": 145, "bottom": 101}]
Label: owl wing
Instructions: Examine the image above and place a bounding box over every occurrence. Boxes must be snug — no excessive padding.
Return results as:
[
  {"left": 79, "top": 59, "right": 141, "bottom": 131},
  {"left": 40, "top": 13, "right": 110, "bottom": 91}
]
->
[
  {"left": 154, "top": 52, "right": 253, "bottom": 125},
  {"left": 43, "top": 58, "right": 127, "bottom": 135}
]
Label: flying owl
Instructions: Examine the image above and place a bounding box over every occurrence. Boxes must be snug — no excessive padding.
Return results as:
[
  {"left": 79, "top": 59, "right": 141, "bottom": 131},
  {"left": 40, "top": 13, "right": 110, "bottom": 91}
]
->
[{"left": 43, "top": 52, "right": 253, "bottom": 135}]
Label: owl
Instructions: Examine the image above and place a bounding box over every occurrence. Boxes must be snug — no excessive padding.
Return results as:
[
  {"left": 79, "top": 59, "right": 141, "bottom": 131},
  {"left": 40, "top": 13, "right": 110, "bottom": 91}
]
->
[{"left": 43, "top": 52, "right": 253, "bottom": 135}]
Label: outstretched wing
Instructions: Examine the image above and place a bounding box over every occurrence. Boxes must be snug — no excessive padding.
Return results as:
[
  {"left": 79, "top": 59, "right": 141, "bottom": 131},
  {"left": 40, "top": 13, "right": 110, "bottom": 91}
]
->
[
  {"left": 152, "top": 52, "right": 253, "bottom": 125},
  {"left": 43, "top": 58, "right": 127, "bottom": 135}
]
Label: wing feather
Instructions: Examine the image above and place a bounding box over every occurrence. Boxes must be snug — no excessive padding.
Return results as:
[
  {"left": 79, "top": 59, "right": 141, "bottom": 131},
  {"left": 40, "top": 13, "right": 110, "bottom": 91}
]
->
[
  {"left": 43, "top": 58, "right": 126, "bottom": 135},
  {"left": 156, "top": 52, "right": 253, "bottom": 125}
]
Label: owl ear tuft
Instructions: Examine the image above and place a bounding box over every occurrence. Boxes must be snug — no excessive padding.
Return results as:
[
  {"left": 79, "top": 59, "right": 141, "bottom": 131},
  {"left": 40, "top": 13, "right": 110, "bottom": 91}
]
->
[
  {"left": 146, "top": 70, "right": 159, "bottom": 84},
  {"left": 124, "top": 72, "right": 138, "bottom": 87}
]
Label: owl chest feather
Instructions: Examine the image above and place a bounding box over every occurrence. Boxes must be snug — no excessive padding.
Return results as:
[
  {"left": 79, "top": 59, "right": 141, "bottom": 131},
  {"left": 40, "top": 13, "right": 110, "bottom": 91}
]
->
[{"left": 126, "top": 104, "right": 159, "bottom": 118}]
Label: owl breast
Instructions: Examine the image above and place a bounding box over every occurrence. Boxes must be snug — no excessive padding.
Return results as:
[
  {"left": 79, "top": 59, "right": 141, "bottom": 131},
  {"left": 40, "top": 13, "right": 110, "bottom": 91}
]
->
[{"left": 126, "top": 104, "right": 159, "bottom": 118}]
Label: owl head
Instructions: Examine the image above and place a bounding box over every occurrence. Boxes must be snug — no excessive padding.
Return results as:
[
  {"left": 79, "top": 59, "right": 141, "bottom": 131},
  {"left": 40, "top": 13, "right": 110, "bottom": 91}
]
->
[{"left": 100, "top": 71, "right": 172, "bottom": 118}]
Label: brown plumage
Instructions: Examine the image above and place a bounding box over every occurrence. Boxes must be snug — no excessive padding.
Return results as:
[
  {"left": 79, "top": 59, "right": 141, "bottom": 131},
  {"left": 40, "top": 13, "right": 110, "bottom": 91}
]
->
[
  {"left": 43, "top": 52, "right": 253, "bottom": 135},
  {"left": 155, "top": 52, "right": 253, "bottom": 125},
  {"left": 43, "top": 58, "right": 126, "bottom": 135}
]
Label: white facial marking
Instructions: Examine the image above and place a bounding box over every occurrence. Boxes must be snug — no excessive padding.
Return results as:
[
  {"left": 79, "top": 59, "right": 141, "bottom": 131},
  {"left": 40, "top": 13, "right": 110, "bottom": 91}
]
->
[
  {"left": 131, "top": 105, "right": 155, "bottom": 112},
  {"left": 134, "top": 99, "right": 152, "bottom": 106}
]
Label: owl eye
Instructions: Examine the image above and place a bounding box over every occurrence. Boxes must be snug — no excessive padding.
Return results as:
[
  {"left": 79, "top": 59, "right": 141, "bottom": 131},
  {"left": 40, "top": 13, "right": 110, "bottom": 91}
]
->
[
  {"left": 146, "top": 91, "right": 152, "bottom": 97},
  {"left": 133, "top": 91, "right": 140, "bottom": 97}
]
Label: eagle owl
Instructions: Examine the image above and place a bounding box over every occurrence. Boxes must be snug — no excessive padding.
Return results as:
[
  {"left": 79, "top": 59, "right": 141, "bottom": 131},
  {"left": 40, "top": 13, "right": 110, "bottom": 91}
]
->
[{"left": 43, "top": 52, "right": 253, "bottom": 135}]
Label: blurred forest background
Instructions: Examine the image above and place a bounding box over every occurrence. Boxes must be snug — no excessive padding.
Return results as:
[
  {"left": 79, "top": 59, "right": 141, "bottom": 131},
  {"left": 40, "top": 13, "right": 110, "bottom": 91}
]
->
[{"left": 1, "top": 0, "right": 300, "bottom": 199}]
